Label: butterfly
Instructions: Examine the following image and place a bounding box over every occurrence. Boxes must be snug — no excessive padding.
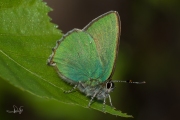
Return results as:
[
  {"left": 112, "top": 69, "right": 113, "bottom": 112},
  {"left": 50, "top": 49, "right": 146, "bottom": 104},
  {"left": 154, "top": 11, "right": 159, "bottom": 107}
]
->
[{"left": 47, "top": 11, "right": 145, "bottom": 111}]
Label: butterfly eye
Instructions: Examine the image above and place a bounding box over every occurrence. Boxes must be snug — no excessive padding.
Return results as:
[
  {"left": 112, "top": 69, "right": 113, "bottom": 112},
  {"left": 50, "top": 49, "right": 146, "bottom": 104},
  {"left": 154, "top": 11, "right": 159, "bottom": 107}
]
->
[{"left": 106, "top": 81, "right": 114, "bottom": 89}]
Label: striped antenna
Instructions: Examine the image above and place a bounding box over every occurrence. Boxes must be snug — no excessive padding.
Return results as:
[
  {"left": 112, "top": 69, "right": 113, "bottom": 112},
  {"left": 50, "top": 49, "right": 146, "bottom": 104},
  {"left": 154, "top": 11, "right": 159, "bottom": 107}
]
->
[{"left": 113, "top": 80, "right": 146, "bottom": 84}]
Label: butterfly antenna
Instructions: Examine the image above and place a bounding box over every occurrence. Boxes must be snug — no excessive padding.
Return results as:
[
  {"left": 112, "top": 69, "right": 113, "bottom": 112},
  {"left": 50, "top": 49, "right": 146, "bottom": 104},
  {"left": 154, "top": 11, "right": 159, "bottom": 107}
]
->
[{"left": 113, "top": 80, "right": 146, "bottom": 84}]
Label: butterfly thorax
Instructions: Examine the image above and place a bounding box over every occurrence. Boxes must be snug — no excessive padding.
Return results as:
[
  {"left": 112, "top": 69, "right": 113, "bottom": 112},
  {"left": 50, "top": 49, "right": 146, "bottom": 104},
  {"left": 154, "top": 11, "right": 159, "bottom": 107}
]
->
[{"left": 77, "top": 79, "right": 115, "bottom": 100}]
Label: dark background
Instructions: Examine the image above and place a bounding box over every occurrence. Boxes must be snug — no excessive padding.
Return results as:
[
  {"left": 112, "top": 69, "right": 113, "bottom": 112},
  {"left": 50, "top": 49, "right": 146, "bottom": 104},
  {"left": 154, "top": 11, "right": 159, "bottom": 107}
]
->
[{"left": 1, "top": 0, "right": 180, "bottom": 120}]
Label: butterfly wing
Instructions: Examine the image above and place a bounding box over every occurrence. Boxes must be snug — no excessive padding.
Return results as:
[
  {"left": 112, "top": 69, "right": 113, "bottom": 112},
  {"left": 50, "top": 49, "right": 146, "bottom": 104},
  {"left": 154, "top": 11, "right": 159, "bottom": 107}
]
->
[
  {"left": 52, "top": 29, "right": 104, "bottom": 84},
  {"left": 84, "top": 11, "right": 120, "bottom": 81},
  {"left": 51, "top": 11, "right": 120, "bottom": 84}
]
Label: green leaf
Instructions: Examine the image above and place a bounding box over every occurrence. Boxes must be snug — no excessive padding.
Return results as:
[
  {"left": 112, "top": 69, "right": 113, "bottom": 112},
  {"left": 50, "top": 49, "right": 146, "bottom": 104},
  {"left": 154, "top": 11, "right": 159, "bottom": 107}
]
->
[{"left": 0, "top": 0, "right": 132, "bottom": 117}]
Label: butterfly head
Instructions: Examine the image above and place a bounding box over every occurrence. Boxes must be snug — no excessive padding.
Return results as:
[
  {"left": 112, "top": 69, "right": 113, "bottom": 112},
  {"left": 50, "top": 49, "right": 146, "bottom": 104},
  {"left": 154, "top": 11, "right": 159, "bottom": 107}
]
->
[
  {"left": 93, "top": 80, "right": 115, "bottom": 100},
  {"left": 105, "top": 80, "right": 115, "bottom": 93}
]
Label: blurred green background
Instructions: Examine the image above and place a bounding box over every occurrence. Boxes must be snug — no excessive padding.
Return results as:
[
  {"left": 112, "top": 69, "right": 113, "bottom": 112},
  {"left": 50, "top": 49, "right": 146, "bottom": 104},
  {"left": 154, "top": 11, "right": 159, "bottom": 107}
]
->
[{"left": 0, "top": 0, "right": 180, "bottom": 120}]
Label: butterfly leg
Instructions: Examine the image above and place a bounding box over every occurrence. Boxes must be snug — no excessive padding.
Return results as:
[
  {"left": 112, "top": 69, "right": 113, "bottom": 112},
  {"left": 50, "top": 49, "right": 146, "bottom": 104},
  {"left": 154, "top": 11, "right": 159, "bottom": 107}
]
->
[
  {"left": 88, "top": 92, "right": 97, "bottom": 108},
  {"left": 64, "top": 84, "right": 78, "bottom": 93},
  {"left": 108, "top": 94, "right": 116, "bottom": 109},
  {"left": 103, "top": 98, "right": 106, "bottom": 112}
]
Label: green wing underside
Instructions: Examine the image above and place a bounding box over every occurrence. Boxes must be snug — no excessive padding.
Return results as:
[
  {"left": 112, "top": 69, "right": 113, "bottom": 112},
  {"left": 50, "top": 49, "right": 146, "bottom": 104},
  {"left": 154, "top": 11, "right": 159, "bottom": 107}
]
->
[
  {"left": 53, "top": 30, "right": 104, "bottom": 83},
  {"left": 84, "top": 11, "right": 120, "bottom": 80},
  {"left": 53, "top": 11, "right": 120, "bottom": 84}
]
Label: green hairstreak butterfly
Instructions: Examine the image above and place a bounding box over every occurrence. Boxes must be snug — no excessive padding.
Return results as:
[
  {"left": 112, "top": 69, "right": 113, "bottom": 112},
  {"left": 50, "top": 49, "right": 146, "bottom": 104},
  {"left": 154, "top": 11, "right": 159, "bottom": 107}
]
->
[{"left": 47, "top": 11, "right": 145, "bottom": 111}]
